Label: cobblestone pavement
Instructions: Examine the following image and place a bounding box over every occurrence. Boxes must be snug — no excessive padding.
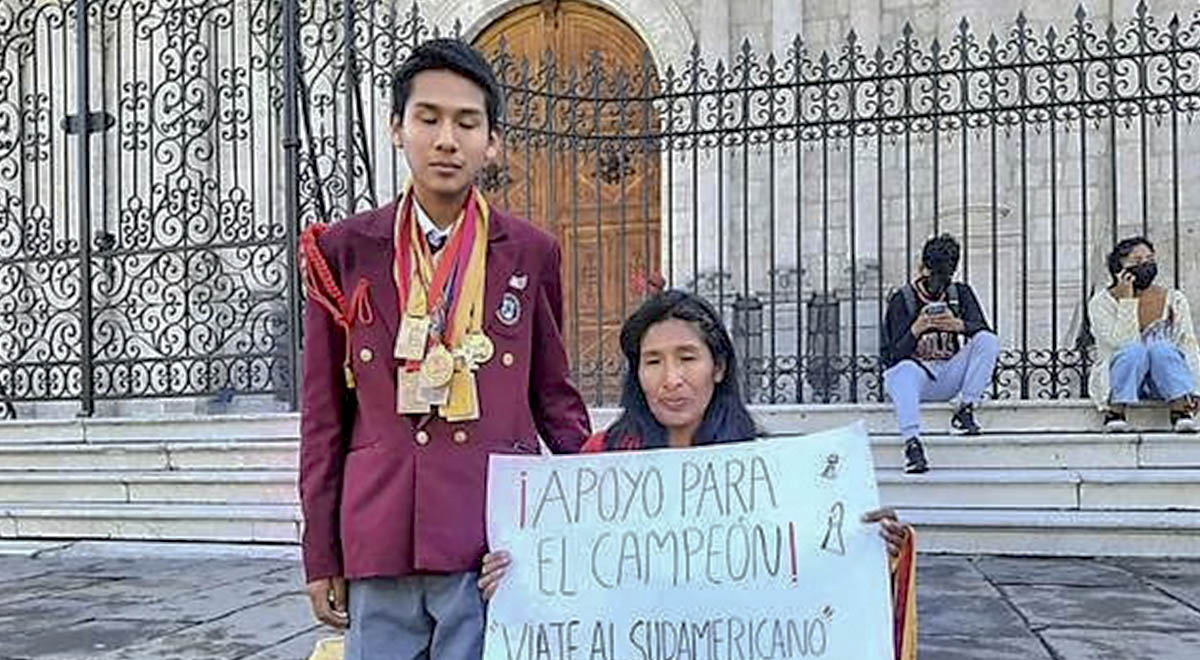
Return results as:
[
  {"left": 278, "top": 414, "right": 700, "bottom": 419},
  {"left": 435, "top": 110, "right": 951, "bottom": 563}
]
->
[{"left": 0, "top": 548, "right": 1197, "bottom": 659}]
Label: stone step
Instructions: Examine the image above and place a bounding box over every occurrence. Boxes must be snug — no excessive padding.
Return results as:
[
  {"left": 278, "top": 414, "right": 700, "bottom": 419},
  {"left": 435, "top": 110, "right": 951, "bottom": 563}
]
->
[
  {"left": 748, "top": 400, "right": 1185, "bottom": 435},
  {"left": 866, "top": 433, "right": 1200, "bottom": 470},
  {"left": 900, "top": 509, "right": 1200, "bottom": 557},
  {"left": 0, "top": 539, "right": 302, "bottom": 560},
  {"left": 594, "top": 400, "right": 1189, "bottom": 435},
  {"left": 2, "top": 466, "right": 1197, "bottom": 513},
  {"left": 0, "top": 408, "right": 1195, "bottom": 557},
  {"left": 0, "top": 414, "right": 299, "bottom": 444},
  {"left": 3, "top": 502, "right": 1197, "bottom": 557},
  {"left": 879, "top": 468, "right": 1200, "bottom": 511},
  {"left": 0, "top": 400, "right": 1185, "bottom": 444},
  {"left": 0, "top": 441, "right": 298, "bottom": 471},
  {"left": 0, "top": 502, "right": 300, "bottom": 543},
  {"left": 4, "top": 432, "right": 1193, "bottom": 472},
  {"left": 0, "top": 471, "right": 297, "bottom": 505}
]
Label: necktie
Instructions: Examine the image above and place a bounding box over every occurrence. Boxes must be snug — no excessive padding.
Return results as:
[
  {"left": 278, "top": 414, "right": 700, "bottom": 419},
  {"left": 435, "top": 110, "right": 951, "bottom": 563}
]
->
[{"left": 427, "top": 231, "right": 446, "bottom": 253}]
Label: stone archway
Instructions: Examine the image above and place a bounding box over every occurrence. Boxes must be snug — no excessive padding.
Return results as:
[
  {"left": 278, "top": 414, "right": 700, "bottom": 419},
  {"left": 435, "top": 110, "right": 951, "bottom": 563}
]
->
[{"left": 425, "top": 0, "right": 694, "bottom": 73}]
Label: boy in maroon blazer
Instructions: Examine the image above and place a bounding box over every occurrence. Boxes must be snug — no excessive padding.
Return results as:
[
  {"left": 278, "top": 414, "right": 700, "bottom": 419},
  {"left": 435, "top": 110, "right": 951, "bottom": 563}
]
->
[{"left": 298, "top": 39, "right": 590, "bottom": 659}]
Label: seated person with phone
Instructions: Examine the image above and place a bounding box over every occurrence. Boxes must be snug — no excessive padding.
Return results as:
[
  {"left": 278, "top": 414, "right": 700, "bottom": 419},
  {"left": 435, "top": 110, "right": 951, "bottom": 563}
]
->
[
  {"left": 880, "top": 234, "right": 1000, "bottom": 473},
  {"left": 1087, "top": 236, "right": 1200, "bottom": 433}
]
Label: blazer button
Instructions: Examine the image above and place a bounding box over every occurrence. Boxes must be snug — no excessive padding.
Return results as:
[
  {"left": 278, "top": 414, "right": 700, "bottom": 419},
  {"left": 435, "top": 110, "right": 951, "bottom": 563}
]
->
[
  {"left": 501, "top": 352, "right": 515, "bottom": 367},
  {"left": 359, "top": 348, "right": 374, "bottom": 363},
  {"left": 415, "top": 430, "right": 430, "bottom": 446},
  {"left": 453, "top": 430, "right": 468, "bottom": 444}
]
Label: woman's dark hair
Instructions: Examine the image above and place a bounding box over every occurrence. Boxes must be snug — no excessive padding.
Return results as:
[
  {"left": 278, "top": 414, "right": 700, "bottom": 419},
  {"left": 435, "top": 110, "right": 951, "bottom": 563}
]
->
[
  {"left": 391, "top": 38, "right": 504, "bottom": 130},
  {"left": 606, "top": 290, "right": 758, "bottom": 449},
  {"left": 1106, "top": 236, "right": 1155, "bottom": 283}
]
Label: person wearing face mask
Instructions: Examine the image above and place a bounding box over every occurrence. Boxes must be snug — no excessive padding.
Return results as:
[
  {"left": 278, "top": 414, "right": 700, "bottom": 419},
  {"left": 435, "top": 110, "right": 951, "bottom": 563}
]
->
[
  {"left": 881, "top": 234, "right": 1000, "bottom": 473},
  {"left": 1088, "top": 236, "right": 1200, "bottom": 432}
]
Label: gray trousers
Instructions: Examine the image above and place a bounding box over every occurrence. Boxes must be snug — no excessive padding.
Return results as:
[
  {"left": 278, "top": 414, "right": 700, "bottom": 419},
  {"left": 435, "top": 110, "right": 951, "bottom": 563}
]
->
[
  {"left": 884, "top": 331, "right": 1000, "bottom": 438},
  {"left": 346, "top": 572, "right": 484, "bottom": 660}
]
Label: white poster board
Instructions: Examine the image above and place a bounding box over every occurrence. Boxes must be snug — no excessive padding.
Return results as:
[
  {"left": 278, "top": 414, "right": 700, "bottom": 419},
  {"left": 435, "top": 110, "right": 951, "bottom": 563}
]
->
[{"left": 484, "top": 422, "right": 893, "bottom": 660}]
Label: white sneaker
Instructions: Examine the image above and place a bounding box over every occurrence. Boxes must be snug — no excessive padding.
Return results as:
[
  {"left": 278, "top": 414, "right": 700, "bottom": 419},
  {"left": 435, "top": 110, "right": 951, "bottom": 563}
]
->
[
  {"left": 1103, "top": 411, "right": 1130, "bottom": 433},
  {"left": 1172, "top": 412, "right": 1198, "bottom": 434}
]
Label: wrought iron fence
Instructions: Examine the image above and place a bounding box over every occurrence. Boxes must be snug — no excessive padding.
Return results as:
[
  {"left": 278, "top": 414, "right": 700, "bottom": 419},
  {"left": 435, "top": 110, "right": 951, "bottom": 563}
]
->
[
  {"left": 0, "top": 0, "right": 299, "bottom": 416},
  {"left": 1, "top": 0, "right": 1199, "bottom": 414},
  {"left": 303, "top": 1, "right": 1200, "bottom": 404}
]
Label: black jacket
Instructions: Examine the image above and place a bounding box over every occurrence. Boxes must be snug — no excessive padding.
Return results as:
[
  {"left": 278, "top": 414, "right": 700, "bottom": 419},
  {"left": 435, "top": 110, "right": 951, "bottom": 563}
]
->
[{"left": 881, "top": 282, "right": 992, "bottom": 369}]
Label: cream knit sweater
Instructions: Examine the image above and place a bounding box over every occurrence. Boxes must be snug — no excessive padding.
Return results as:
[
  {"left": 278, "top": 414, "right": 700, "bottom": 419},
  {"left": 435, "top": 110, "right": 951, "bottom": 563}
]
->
[{"left": 1087, "top": 287, "right": 1200, "bottom": 410}]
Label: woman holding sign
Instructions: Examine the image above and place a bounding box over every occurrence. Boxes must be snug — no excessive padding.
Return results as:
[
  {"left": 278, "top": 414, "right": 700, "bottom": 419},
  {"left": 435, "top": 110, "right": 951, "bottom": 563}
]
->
[{"left": 480, "top": 289, "right": 918, "bottom": 660}]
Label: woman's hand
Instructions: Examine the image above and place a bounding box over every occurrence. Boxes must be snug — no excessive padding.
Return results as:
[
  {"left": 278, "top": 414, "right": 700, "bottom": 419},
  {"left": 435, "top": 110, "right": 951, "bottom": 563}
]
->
[
  {"left": 862, "top": 508, "right": 909, "bottom": 558},
  {"left": 478, "top": 550, "right": 511, "bottom": 602},
  {"left": 1114, "top": 269, "right": 1136, "bottom": 299}
]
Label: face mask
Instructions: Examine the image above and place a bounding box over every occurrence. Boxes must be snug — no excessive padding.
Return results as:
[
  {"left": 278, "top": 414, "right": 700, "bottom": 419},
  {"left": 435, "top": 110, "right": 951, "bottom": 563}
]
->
[
  {"left": 924, "top": 272, "right": 951, "bottom": 296},
  {"left": 1130, "top": 262, "right": 1157, "bottom": 290}
]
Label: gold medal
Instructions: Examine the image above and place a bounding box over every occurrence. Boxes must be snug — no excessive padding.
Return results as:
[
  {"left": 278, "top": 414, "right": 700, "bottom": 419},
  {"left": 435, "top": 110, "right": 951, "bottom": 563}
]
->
[
  {"left": 396, "top": 315, "right": 431, "bottom": 361},
  {"left": 442, "top": 367, "right": 481, "bottom": 422},
  {"left": 453, "top": 347, "right": 478, "bottom": 372},
  {"left": 420, "top": 382, "right": 451, "bottom": 407},
  {"left": 420, "top": 343, "right": 455, "bottom": 388},
  {"left": 396, "top": 367, "right": 431, "bottom": 414},
  {"left": 463, "top": 331, "right": 494, "bottom": 365}
]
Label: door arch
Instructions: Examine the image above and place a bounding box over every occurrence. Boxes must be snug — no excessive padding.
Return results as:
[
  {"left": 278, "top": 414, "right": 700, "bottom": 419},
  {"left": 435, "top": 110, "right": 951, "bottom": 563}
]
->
[{"left": 475, "top": 1, "right": 662, "bottom": 402}]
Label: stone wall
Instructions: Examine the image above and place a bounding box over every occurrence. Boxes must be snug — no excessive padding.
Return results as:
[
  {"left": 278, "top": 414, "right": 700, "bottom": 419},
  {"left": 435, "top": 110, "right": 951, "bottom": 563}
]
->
[{"left": 430, "top": 0, "right": 1200, "bottom": 366}]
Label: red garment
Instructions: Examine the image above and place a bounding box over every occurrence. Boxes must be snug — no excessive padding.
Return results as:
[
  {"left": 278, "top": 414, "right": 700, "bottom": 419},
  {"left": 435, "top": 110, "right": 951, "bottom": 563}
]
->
[
  {"left": 298, "top": 201, "right": 590, "bottom": 582},
  {"left": 579, "top": 430, "right": 636, "bottom": 452}
]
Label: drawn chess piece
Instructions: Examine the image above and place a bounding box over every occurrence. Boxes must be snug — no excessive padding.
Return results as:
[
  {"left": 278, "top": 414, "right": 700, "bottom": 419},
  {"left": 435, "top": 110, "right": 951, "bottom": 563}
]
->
[
  {"left": 821, "top": 454, "right": 840, "bottom": 480},
  {"left": 820, "top": 501, "right": 846, "bottom": 555}
]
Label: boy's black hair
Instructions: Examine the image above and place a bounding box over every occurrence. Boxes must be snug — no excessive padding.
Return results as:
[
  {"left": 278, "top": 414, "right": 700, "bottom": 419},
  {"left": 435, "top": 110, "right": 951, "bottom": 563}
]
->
[
  {"left": 391, "top": 38, "right": 504, "bottom": 130},
  {"left": 922, "top": 233, "right": 961, "bottom": 275}
]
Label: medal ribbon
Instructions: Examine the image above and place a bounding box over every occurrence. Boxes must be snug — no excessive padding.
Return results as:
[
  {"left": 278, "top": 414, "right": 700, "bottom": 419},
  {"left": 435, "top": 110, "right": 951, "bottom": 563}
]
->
[
  {"left": 443, "top": 192, "right": 487, "bottom": 344},
  {"left": 394, "top": 193, "right": 470, "bottom": 318},
  {"left": 392, "top": 184, "right": 481, "bottom": 356},
  {"left": 411, "top": 204, "right": 469, "bottom": 336},
  {"left": 446, "top": 189, "right": 490, "bottom": 345}
]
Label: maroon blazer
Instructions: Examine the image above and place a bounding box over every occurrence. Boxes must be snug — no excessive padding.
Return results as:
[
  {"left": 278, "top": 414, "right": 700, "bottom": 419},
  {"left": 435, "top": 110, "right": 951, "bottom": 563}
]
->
[{"left": 298, "top": 200, "right": 590, "bottom": 582}]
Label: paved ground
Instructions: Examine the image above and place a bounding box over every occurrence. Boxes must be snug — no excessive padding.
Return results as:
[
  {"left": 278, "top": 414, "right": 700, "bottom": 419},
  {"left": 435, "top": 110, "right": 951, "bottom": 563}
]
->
[{"left": 0, "top": 550, "right": 1197, "bottom": 659}]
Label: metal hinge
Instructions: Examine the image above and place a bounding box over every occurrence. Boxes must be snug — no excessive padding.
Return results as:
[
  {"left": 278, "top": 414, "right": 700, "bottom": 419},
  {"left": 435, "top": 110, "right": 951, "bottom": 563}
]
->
[{"left": 61, "top": 111, "right": 115, "bottom": 135}]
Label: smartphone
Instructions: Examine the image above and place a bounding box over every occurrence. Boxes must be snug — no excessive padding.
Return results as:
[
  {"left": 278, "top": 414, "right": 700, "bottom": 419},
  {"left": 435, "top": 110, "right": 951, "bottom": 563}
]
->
[{"left": 923, "top": 301, "right": 949, "bottom": 316}]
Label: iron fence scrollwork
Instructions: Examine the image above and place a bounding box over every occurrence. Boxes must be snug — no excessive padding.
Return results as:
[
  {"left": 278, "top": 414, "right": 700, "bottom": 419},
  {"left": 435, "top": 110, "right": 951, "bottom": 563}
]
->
[{"left": 1, "top": 1, "right": 1198, "bottom": 413}]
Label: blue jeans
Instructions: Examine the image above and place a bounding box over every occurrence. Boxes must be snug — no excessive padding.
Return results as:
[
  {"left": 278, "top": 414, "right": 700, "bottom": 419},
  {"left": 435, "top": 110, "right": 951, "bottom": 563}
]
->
[
  {"left": 1109, "top": 340, "right": 1195, "bottom": 404},
  {"left": 884, "top": 331, "right": 1001, "bottom": 439}
]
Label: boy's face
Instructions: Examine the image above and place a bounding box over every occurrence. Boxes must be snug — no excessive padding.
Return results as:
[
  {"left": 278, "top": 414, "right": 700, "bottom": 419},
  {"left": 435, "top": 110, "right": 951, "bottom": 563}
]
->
[{"left": 392, "top": 69, "right": 498, "bottom": 199}]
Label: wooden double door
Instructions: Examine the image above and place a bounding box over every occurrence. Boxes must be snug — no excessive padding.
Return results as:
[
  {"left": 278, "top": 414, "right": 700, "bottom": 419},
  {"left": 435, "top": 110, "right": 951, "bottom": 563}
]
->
[{"left": 475, "top": 0, "right": 662, "bottom": 398}]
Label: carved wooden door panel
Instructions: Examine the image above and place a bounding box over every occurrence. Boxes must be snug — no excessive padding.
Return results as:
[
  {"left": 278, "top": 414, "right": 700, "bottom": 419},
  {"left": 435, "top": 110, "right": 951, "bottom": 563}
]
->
[{"left": 475, "top": 1, "right": 661, "bottom": 402}]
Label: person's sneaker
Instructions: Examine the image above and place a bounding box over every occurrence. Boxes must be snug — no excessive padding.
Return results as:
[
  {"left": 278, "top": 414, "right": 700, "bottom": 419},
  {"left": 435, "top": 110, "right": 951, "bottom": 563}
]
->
[
  {"left": 1171, "top": 409, "right": 1198, "bottom": 434},
  {"left": 903, "top": 437, "right": 929, "bottom": 474},
  {"left": 950, "top": 403, "right": 982, "bottom": 436},
  {"left": 1103, "top": 410, "right": 1130, "bottom": 433}
]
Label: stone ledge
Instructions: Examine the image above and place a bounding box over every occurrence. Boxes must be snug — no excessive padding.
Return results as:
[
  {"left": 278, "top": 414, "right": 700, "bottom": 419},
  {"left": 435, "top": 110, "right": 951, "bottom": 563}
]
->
[
  {"left": 1, "top": 400, "right": 1190, "bottom": 441},
  {"left": 1, "top": 503, "right": 301, "bottom": 544}
]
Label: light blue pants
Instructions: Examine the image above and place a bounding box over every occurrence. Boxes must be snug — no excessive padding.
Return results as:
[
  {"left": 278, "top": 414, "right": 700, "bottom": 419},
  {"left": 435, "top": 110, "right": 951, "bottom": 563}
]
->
[
  {"left": 346, "top": 572, "right": 484, "bottom": 660},
  {"left": 1109, "top": 340, "right": 1195, "bottom": 404},
  {"left": 884, "top": 331, "right": 1000, "bottom": 439}
]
